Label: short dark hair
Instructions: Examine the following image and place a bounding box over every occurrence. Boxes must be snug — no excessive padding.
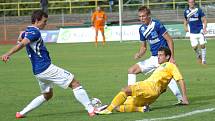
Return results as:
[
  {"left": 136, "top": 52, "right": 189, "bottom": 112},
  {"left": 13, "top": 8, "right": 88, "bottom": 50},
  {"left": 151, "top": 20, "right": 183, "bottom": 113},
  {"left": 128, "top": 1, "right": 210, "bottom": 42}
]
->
[
  {"left": 158, "top": 47, "right": 171, "bottom": 60},
  {"left": 31, "top": 10, "right": 48, "bottom": 24},
  {"left": 138, "top": 6, "right": 151, "bottom": 16}
]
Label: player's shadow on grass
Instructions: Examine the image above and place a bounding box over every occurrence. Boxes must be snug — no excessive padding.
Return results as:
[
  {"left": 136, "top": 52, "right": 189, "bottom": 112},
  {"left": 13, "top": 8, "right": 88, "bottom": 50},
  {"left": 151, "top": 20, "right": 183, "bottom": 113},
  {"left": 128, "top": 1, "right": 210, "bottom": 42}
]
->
[
  {"left": 34, "top": 110, "right": 120, "bottom": 118},
  {"left": 152, "top": 95, "right": 215, "bottom": 111},
  {"left": 34, "top": 110, "right": 86, "bottom": 118},
  {"left": 188, "top": 95, "right": 215, "bottom": 105},
  {"left": 34, "top": 110, "right": 119, "bottom": 118},
  {"left": 151, "top": 104, "right": 178, "bottom": 111}
]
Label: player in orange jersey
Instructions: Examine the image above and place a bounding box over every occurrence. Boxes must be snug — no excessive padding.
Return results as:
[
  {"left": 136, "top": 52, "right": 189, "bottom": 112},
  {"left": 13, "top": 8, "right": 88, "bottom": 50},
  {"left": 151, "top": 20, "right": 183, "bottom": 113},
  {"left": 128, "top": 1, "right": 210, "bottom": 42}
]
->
[{"left": 91, "top": 6, "right": 107, "bottom": 47}]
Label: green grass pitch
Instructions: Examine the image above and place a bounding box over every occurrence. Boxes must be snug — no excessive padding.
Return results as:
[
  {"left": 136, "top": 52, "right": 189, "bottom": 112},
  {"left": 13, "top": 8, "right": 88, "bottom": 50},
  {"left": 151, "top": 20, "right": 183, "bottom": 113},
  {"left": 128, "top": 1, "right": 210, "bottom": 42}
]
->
[{"left": 0, "top": 40, "right": 215, "bottom": 121}]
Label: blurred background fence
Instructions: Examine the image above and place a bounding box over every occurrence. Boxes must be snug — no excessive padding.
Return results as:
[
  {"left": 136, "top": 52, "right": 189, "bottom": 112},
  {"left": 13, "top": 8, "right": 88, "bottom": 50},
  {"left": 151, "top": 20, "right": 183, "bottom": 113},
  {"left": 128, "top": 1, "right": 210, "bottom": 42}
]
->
[{"left": 0, "top": 0, "right": 215, "bottom": 43}]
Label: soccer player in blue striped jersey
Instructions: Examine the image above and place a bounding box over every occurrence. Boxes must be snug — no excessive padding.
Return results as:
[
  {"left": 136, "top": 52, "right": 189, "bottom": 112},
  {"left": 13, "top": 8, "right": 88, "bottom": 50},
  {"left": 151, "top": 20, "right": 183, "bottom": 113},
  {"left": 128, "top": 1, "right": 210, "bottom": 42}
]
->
[
  {"left": 184, "top": 0, "right": 207, "bottom": 65},
  {"left": 127, "top": 6, "right": 185, "bottom": 105},
  {"left": 1, "top": 10, "right": 97, "bottom": 118}
]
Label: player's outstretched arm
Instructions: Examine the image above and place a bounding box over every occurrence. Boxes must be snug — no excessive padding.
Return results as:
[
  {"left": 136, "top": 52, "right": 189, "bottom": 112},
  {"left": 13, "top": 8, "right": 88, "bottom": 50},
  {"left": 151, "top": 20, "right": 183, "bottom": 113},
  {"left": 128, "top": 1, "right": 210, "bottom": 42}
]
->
[
  {"left": 163, "top": 32, "right": 175, "bottom": 64},
  {"left": 178, "top": 79, "right": 189, "bottom": 105},
  {"left": 1, "top": 38, "right": 30, "bottom": 63},
  {"left": 134, "top": 41, "right": 147, "bottom": 59},
  {"left": 183, "top": 19, "right": 189, "bottom": 32},
  {"left": 202, "top": 16, "right": 207, "bottom": 34},
  {"left": 91, "top": 12, "right": 95, "bottom": 27}
]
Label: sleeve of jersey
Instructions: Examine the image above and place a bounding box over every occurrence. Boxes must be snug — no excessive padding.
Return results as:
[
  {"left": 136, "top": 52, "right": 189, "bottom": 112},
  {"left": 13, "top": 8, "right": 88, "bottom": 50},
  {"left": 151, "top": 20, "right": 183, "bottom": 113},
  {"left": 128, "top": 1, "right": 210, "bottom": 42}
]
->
[
  {"left": 21, "top": 32, "right": 25, "bottom": 39},
  {"left": 24, "top": 30, "right": 40, "bottom": 42},
  {"left": 139, "top": 27, "right": 146, "bottom": 41},
  {"left": 104, "top": 12, "right": 107, "bottom": 21},
  {"left": 170, "top": 64, "right": 183, "bottom": 82},
  {"left": 157, "top": 21, "right": 167, "bottom": 36},
  {"left": 199, "top": 8, "right": 205, "bottom": 17},
  {"left": 184, "top": 10, "right": 187, "bottom": 20},
  {"left": 91, "top": 13, "right": 95, "bottom": 22}
]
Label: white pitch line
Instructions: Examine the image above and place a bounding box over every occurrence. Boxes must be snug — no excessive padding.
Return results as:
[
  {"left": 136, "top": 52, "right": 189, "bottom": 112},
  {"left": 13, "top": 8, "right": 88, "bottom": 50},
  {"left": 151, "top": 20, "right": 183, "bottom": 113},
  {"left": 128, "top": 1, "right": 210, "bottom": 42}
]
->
[{"left": 135, "top": 108, "right": 215, "bottom": 121}]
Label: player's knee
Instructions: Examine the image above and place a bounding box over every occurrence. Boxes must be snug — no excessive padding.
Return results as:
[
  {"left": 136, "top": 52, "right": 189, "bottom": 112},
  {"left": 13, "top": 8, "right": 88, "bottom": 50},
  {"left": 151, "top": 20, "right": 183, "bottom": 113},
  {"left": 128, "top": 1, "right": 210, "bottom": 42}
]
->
[
  {"left": 128, "top": 65, "right": 140, "bottom": 74},
  {"left": 128, "top": 67, "right": 136, "bottom": 74},
  {"left": 200, "top": 44, "right": 205, "bottom": 48},
  {"left": 69, "top": 79, "right": 81, "bottom": 89},
  {"left": 115, "top": 106, "right": 120, "bottom": 112},
  {"left": 43, "top": 92, "right": 53, "bottom": 101},
  {"left": 122, "top": 86, "right": 132, "bottom": 96},
  {"left": 192, "top": 46, "right": 198, "bottom": 50}
]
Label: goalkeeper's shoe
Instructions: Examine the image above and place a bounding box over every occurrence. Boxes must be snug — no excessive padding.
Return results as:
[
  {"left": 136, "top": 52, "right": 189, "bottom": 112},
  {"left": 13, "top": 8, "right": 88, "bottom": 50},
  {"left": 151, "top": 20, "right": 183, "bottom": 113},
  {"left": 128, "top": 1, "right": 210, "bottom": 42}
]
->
[
  {"left": 97, "top": 109, "right": 112, "bottom": 115},
  {"left": 16, "top": 112, "right": 25, "bottom": 119}
]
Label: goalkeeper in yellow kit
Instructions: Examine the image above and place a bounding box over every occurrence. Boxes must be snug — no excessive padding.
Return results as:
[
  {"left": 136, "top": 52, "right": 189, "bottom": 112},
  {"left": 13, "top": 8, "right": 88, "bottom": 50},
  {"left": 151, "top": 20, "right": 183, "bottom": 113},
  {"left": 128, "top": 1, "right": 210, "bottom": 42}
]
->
[{"left": 98, "top": 47, "right": 189, "bottom": 114}]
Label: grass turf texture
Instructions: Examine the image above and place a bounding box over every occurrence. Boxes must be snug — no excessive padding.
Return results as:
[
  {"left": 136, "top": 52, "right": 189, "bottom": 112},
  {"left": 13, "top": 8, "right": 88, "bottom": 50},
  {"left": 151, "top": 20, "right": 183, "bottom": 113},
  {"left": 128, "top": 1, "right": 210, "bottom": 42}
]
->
[{"left": 0, "top": 40, "right": 215, "bottom": 121}]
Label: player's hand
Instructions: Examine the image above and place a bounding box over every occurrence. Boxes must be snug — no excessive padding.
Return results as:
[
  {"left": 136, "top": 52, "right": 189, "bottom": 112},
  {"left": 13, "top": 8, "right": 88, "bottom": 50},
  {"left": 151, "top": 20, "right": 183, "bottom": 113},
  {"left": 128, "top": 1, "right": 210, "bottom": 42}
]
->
[
  {"left": 203, "top": 28, "right": 207, "bottom": 34},
  {"left": 17, "top": 39, "right": 22, "bottom": 44},
  {"left": 169, "top": 56, "right": 176, "bottom": 64},
  {"left": 181, "top": 96, "right": 189, "bottom": 105},
  {"left": 1, "top": 54, "right": 10, "bottom": 63},
  {"left": 184, "top": 28, "right": 189, "bottom": 32},
  {"left": 134, "top": 53, "right": 141, "bottom": 59}
]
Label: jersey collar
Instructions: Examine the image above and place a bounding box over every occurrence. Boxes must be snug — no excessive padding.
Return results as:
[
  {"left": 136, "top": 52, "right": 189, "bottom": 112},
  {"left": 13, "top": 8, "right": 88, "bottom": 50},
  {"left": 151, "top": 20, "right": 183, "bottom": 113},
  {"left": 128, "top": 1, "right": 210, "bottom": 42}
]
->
[{"left": 28, "top": 25, "right": 40, "bottom": 30}]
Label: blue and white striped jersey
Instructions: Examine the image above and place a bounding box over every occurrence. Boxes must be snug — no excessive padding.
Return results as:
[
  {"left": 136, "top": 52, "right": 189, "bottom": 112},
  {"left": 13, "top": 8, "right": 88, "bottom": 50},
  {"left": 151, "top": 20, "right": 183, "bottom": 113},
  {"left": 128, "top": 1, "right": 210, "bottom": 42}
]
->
[
  {"left": 21, "top": 26, "right": 51, "bottom": 75},
  {"left": 184, "top": 8, "right": 205, "bottom": 34},
  {"left": 139, "top": 19, "right": 169, "bottom": 56}
]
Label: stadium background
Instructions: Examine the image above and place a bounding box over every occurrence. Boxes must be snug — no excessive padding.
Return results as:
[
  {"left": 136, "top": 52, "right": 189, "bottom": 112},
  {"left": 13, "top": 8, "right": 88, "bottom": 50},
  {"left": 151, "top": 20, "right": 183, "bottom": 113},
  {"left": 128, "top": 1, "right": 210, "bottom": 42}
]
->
[{"left": 0, "top": 0, "right": 215, "bottom": 44}]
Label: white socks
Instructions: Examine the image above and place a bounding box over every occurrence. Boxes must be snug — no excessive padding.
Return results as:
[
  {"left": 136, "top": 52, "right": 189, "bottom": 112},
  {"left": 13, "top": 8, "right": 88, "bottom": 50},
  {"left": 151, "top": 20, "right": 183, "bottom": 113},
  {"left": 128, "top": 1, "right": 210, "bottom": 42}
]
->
[
  {"left": 201, "top": 48, "right": 206, "bottom": 62},
  {"left": 128, "top": 74, "right": 136, "bottom": 85},
  {"left": 73, "top": 86, "right": 94, "bottom": 113},
  {"left": 19, "top": 86, "right": 94, "bottom": 116},
  {"left": 20, "top": 95, "right": 46, "bottom": 115},
  {"left": 168, "top": 79, "right": 182, "bottom": 101}
]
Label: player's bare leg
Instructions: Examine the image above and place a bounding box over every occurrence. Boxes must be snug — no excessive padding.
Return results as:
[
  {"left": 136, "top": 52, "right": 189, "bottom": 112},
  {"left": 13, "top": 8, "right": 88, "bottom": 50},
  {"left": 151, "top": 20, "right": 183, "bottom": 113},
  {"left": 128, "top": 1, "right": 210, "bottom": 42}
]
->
[
  {"left": 102, "top": 38, "right": 105, "bottom": 46},
  {"left": 193, "top": 46, "right": 202, "bottom": 64},
  {"left": 102, "top": 33, "right": 106, "bottom": 46},
  {"left": 95, "top": 29, "right": 99, "bottom": 47},
  {"left": 101, "top": 28, "right": 106, "bottom": 46}
]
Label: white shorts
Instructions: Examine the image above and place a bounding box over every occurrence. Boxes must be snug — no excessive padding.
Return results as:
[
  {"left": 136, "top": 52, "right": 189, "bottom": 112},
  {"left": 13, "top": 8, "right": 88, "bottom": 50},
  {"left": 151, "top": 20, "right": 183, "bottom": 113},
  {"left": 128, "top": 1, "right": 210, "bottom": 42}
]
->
[
  {"left": 137, "top": 56, "right": 159, "bottom": 74},
  {"left": 35, "top": 64, "right": 74, "bottom": 93},
  {"left": 189, "top": 33, "right": 207, "bottom": 47}
]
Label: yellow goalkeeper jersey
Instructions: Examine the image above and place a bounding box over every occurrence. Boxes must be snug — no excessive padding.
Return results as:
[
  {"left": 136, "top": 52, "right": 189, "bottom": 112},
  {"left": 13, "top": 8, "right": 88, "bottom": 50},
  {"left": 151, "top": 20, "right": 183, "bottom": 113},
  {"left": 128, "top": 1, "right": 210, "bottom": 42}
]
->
[{"left": 143, "top": 62, "right": 183, "bottom": 94}]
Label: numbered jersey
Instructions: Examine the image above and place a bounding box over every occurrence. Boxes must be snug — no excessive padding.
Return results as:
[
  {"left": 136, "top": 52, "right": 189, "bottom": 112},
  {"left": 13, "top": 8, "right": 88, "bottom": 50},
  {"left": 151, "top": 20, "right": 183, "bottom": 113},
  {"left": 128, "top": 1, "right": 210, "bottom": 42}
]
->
[
  {"left": 21, "top": 26, "right": 51, "bottom": 75},
  {"left": 139, "top": 19, "right": 168, "bottom": 56},
  {"left": 184, "top": 8, "right": 205, "bottom": 34}
]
